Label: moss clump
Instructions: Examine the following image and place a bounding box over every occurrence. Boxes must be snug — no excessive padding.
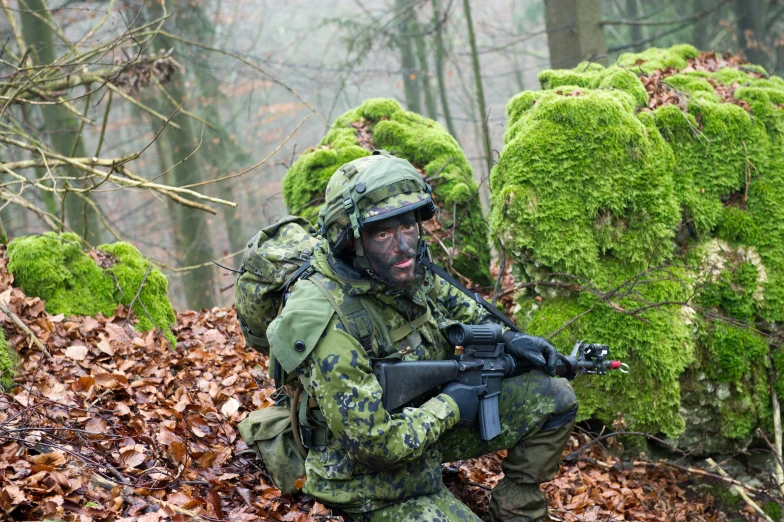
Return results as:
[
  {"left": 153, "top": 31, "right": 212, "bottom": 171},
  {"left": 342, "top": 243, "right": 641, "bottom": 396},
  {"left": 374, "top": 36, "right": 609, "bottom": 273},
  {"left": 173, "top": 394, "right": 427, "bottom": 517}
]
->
[
  {"left": 0, "top": 329, "right": 17, "bottom": 390},
  {"left": 663, "top": 74, "right": 719, "bottom": 102},
  {"left": 493, "top": 88, "right": 680, "bottom": 283},
  {"left": 764, "top": 501, "right": 783, "bottom": 521},
  {"left": 616, "top": 44, "right": 700, "bottom": 73},
  {"left": 516, "top": 272, "right": 694, "bottom": 437},
  {"left": 7, "top": 233, "right": 176, "bottom": 346},
  {"left": 495, "top": 45, "right": 784, "bottom": 449},
  {"left": 284, "top": 98, "right": 492, "bottom": 284},
  {"left": 539, "top": 65, "right": 649, "bottom": 108}
]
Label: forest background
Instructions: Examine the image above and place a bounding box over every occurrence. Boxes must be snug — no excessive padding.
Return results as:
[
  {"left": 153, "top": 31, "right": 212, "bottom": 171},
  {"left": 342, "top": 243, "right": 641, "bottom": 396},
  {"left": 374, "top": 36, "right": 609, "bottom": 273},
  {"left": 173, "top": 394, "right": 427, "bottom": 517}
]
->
[
  {"left": 4, "top": 1, "right": 784, "bottom": 520},
  {"left": 5, "top": 0, "right": 779, "bottom": 311}
]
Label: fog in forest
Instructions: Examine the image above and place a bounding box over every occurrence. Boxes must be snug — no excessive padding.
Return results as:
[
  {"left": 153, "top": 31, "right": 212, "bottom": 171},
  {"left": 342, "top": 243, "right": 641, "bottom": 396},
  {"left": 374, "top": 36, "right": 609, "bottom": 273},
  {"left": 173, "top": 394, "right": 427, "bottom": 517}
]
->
[{"left": 1, "top": 0, "right": 780, "bottom": 310}]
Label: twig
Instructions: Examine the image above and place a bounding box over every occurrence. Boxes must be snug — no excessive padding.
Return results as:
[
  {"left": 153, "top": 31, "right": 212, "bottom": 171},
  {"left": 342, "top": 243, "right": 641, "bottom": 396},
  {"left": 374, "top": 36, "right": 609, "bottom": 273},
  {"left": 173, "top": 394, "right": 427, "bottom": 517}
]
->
[
  {"left": 180, "top": 116, "right": 308, "bottom": 189},
  {"left": 491, "top": 239, "right": 506, "bottom": 306},
  {"left": 157, "top": 30, "right": 327, "bottom": 126},
  {"left": 292, "top": 195, "right": 325, "bottom": 215},
  {"left": 0, "top": 300, "right": 52, "bottom": 359},
  {"left": 449, "top": 201, "right": 457, "bottom": 270},
  {"left": 104, "top": 83, "right": 181, "bottom": 129},
  {"left": 123, "top": 261, "right": 153, "bottom": 328},
  {"left": 159, "top": 249, "right": 244, "bottom": 274},
  {"left": 706, "top": 458, "right": 774, "bottom": 521},
  {"left": 763, "top": 359, "right": 784, "bottom": 496}
]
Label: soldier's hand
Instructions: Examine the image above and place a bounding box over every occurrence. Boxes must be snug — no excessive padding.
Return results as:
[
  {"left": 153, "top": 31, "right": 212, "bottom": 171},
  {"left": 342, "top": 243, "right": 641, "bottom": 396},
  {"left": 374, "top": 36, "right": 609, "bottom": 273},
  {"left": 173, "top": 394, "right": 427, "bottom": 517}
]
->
[
  {"left": 440, "top": 382, "right": 482, "bottom": 427},
  {"left": 503, "top": 331, "right": 560, "bottom": 377}
]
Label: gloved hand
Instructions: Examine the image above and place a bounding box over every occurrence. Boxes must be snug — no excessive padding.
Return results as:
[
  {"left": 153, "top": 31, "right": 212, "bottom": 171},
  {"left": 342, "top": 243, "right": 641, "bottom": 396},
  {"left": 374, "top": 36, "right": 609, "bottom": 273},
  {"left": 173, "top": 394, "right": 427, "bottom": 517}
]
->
[
  {"left": 440, "top": 382, "right": 482, "bottom": 427},
  {"left": 503, "top": 330, "right": 560, "bottom": 377}
]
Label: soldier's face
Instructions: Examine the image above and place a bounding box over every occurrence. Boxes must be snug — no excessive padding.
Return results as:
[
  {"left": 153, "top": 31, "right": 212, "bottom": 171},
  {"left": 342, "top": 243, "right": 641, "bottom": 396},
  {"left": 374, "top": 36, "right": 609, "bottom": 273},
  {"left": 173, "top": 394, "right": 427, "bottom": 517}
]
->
[{"left": 360, "top": 212, "right": 419, "bottom": 290}]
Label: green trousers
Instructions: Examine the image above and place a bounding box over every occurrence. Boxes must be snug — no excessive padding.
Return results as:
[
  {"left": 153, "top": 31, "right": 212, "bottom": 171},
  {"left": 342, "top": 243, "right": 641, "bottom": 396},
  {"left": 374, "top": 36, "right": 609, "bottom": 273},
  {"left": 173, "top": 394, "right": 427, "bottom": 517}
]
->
[{"left": 352, "top": 371, "right": 578, "bottom": 522}]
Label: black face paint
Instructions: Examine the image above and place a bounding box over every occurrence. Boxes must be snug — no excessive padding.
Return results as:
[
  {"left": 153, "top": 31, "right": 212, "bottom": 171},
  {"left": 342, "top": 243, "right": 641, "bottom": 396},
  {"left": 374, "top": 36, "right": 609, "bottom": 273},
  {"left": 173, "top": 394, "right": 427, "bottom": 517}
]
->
[{"left": 360, "top": 211, "right": 422, "bottom": 293}]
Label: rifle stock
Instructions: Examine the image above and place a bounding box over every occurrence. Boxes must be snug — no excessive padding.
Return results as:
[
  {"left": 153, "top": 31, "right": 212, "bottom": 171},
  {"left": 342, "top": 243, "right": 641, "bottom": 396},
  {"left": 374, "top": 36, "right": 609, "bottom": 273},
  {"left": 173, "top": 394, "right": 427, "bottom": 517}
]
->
[{"left": 374, "top": 360, "right": 459, "bottom": 412}]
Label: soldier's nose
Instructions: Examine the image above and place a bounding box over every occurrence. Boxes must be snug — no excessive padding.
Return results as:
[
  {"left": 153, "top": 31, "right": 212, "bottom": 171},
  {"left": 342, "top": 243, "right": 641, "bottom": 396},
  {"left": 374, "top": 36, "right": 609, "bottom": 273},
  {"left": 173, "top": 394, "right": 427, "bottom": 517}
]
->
[{"left": 394, "top": 230, "right": 408, "bottom": 253}]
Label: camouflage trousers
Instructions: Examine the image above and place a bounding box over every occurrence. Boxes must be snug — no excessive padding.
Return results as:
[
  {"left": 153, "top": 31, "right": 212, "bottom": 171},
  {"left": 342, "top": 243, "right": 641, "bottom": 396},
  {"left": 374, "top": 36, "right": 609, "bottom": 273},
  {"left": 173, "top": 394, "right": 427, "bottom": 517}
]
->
[{"left": 351, "top": 371, "right": 577, "bottom": 522}]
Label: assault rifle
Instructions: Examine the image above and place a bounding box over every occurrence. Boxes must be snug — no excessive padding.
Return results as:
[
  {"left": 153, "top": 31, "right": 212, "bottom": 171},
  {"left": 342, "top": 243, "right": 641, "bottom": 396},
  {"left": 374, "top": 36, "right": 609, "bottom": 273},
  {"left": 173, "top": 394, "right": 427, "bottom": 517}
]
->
[{"left": 374, "top": 323, "right": 628, "bottom": 441}]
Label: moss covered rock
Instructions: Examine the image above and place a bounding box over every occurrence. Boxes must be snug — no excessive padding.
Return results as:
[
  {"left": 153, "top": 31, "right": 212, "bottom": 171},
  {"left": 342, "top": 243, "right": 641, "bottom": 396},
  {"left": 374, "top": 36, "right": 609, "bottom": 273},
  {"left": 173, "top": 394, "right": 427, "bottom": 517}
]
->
[
  {"left": 494, "top": 46, "right": 784, "bottom": 450},
  {"left": 284, "top": 98, "right": 492, "bottom": 285},
  {"left": 7, "top": 233, "right": 176, "bottom": 345},
  {"left": 0, "top": 328, "right": 17, "bottom": 390}
]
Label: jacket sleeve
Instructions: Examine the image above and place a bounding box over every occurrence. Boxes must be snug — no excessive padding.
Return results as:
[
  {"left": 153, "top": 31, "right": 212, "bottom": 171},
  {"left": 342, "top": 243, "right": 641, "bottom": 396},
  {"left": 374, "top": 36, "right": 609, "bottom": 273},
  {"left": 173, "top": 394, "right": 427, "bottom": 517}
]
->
[{"left": 296, "top": 316, "right": 461, "bottom": 468}]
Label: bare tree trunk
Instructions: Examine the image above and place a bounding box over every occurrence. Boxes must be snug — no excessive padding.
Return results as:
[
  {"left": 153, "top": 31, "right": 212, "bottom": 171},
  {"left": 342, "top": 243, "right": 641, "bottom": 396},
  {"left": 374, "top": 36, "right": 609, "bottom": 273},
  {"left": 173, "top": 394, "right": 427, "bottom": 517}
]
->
[
  {"left": 414, "top": 29, "right": 438, "bottom": 120},
  {"left": 177, "top": 2, "right": 250, "bottom": 254},
  {"left": 147, "top": 31, "right": 216, "bottom": 310},
  {"left": 432, "top": 0, "right": 457, "bottom": 137},
  {"left": 734, "top": 0, "right": 770, "bottom": 67},
  {"left": 396, "top": 0, "right": 421, "bottom": 113},
  {"left": 694, "top": 0, "right": 714, "bottom": 50},
  {"left": 625, "top": 0, "right": 644, "bottom": 51},
  {"left": 544, "top": 0, "right": 608, "bottom": 69},
  {"left": 19, "top": 0, "right": 104, "bottom": 244},
  {"left": 17, "top": 104, "right": 57, "bottom": 217},
  {"left": 462, "top": 0, "right": 492, "bottom": 211},
  {"left": 0, "top": 214, "right": 7, "bottom": 245}
]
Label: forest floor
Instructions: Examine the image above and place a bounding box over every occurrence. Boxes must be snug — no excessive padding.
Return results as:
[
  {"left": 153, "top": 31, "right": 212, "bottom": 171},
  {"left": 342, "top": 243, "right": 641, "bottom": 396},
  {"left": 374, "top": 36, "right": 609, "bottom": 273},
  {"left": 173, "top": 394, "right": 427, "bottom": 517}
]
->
[{"left": 0, "top": 247, "right": 776, "bottom": 522}]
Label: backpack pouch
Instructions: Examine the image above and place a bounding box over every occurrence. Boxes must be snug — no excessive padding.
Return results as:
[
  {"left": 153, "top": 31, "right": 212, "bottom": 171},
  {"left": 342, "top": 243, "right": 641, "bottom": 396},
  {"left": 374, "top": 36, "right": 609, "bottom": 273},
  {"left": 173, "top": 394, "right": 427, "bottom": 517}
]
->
[{"left": 237, "top": 405, "right": 305, "bottom": 495}]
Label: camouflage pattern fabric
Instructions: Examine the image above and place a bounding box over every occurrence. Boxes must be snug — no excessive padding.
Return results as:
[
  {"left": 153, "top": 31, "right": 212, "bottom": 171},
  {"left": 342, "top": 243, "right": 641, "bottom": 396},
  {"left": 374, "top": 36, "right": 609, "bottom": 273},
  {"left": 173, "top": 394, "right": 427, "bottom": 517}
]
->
[
  {"left": 318, "top": 152, "right": 433, "bottom": 249},
  {"left": 352, "top": 488, "right": 482, "bottom": 522},
  {"left": 234, "top": 216, "right": 319, "bottom": 354},
  {"left": 268, "top": 241, "right": 578, "bottom": 518}
]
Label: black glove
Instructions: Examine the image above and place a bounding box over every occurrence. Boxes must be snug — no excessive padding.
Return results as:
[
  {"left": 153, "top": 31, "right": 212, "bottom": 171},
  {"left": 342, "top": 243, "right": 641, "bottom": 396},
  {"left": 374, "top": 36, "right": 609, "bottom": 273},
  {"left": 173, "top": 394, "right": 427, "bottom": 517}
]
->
[
  {"left": 503, "top": 331, "right": 560, "bottom": 377},
  {"left": 440, "top": 382, "right": 482, "bottom": 427}
]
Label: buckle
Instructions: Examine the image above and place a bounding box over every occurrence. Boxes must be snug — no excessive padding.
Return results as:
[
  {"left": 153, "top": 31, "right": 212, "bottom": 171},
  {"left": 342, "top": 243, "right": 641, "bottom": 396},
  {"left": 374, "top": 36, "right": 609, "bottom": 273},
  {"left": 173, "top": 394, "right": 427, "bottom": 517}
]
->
[{"left": 299, "top": 425, "right": 313, "bottom": 449}]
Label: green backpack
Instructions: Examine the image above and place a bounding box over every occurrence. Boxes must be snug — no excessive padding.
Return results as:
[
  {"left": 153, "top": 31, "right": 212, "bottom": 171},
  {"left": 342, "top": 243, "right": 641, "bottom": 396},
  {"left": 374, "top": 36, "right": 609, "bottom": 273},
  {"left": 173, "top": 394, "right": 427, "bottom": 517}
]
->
[
  {"left": 234, "top": 215, "right": 320, "bottom": 356},
  {"left": 235, "top": 215, "right": 375, "bottom": 494}
]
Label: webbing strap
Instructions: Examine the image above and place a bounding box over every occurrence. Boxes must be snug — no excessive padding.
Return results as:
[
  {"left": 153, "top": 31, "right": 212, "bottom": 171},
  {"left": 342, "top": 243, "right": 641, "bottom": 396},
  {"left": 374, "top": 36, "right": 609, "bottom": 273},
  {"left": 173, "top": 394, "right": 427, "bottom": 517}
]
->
[
  {"left": 308, "top": 274, "right": 374, "bottom": 354},
  {"left": 421, "top": 255, "right": 520, "bottom": 332},
  {"left": 388, "top": 307, "right": 432, "bottom": 343}
]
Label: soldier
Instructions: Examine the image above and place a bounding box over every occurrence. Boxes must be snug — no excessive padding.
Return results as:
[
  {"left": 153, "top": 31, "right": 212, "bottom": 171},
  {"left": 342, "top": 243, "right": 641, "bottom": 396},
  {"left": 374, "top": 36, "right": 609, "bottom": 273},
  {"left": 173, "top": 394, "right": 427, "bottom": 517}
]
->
[{"left": 267, "top": 151, "right": 578, "bottom": 521}]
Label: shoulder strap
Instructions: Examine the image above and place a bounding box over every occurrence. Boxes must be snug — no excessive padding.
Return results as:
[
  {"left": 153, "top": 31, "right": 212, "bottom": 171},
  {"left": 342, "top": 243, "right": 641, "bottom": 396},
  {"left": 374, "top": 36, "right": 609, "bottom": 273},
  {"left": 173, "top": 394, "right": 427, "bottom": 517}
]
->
[
  {"left": 420, "top": 253, "right": 520, "bottom": 332},
  {"left": 308, "top": 273, "right": 375, "bottom": 355}
]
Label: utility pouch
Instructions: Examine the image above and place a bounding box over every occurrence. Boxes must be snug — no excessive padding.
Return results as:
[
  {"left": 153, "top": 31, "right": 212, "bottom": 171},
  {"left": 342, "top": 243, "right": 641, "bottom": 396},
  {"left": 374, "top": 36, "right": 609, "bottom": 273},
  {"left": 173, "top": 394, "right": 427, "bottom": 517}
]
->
[{"left": 237, "top": 405, "right": 306, "bottom": 495}]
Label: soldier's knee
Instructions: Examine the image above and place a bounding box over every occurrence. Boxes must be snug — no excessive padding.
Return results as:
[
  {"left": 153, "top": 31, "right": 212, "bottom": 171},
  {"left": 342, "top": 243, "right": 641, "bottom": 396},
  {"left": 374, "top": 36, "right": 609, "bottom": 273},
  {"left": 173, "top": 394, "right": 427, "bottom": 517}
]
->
[{"left": 541, "top": 377, "right": 577, "bottom": 431}]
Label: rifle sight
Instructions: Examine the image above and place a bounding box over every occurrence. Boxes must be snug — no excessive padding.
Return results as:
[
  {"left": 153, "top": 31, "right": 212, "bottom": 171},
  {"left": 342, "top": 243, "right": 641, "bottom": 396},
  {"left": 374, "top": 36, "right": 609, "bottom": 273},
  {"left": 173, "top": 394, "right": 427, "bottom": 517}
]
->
[{"left": 447, "top": 323, "right": 503, "bottom": 346}]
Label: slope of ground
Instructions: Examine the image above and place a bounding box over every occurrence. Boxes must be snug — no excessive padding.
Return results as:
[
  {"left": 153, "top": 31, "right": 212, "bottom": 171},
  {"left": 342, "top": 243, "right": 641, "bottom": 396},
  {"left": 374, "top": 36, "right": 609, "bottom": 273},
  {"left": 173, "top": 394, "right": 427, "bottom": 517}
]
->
[{"left": 0, "top": 246, "right": 773, "bottom": 521}]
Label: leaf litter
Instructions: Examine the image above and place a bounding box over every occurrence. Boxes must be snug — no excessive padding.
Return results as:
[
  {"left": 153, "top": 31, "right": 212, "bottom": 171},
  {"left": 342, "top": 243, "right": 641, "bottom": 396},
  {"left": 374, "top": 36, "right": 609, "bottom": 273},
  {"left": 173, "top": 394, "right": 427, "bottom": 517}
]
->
[{"left": 0, "top": 245, "right": 768, "bottom": 521}]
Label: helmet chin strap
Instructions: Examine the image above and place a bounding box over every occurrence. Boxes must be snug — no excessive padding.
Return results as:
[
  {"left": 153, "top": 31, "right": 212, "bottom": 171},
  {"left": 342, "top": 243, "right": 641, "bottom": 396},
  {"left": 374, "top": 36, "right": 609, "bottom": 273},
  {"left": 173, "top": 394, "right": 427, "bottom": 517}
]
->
[{"left": 415, "top": 218, "right": 428, "bottom": 263}]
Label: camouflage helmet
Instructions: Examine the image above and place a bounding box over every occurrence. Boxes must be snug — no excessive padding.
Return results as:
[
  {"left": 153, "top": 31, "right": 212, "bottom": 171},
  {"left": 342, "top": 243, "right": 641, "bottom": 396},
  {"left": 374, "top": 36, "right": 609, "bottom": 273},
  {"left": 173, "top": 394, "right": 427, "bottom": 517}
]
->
[{"left": 318, "top": 150, "right": 436, "bottom": 264}]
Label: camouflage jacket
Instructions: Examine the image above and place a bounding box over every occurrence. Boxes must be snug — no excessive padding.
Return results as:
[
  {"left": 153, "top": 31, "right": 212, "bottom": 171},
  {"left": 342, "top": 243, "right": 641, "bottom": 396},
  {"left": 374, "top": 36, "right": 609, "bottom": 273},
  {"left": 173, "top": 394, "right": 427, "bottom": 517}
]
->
[{"left": 267, "top": 242, "right": 492, "bottom": 512}]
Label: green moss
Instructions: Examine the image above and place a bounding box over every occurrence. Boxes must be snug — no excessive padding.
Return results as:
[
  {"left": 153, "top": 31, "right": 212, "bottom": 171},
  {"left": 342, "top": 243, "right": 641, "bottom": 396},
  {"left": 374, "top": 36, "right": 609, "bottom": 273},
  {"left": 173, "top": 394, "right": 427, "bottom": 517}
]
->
[
  {"left": 664, "top": 74, "right": 719, "bottom": 102},
  {"left": 716, "top": 207, "right": 762, "bottom": 244},
  {"left": 516, "top": 272, "right": 694, "bottom": 437},
  {"left": 100, "top": 242, "right": 177, "bottom": 346},
  {"left": 496, "top": 45, "right": 784, "bottom": 446},
  {"left": 492, "top": 88, "right": 680, "bottom": 283},
  {"left": 538, "top": 65, "right": 648, "bottom": 108},
  {"left": 702, "top": 484, "right": 742, "bottom": 509},
  {"left": 284, "top": 98, "right": 492, "bottom": 284},
  {"left": 616, "top": 44, "right": 700, "bottom": 73},
  {"left": 0, "top": 328, "right": 17, "bottom": 390},
  {"left": 764, "top": 501, "right": 783, "bottom": 521},
  {"left": 7, "top": 233, "right": 176, "bottom": 346}
]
